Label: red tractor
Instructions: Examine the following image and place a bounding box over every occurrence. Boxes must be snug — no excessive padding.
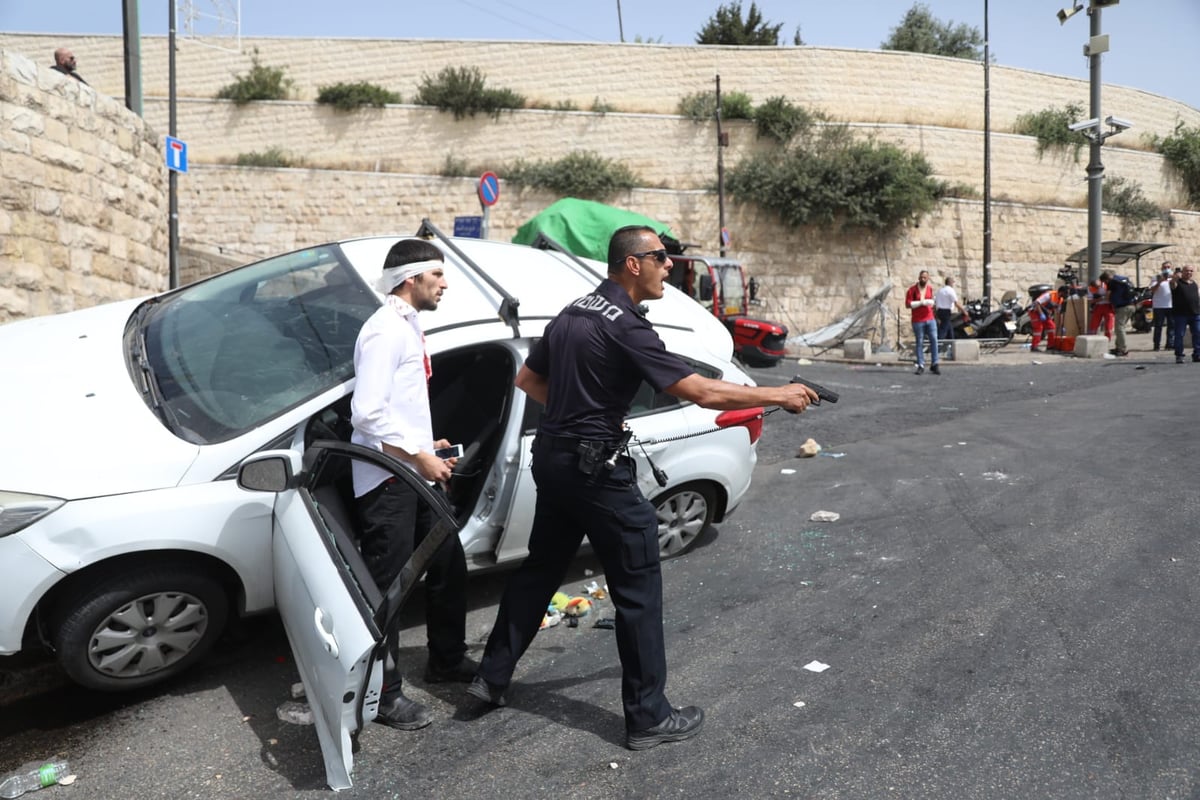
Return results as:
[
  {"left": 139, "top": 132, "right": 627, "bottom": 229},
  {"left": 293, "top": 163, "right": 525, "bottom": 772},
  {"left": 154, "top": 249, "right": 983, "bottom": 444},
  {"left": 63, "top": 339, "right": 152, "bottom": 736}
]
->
[{"left": 665, "top": 252, "right": 788, "bottom": 368}]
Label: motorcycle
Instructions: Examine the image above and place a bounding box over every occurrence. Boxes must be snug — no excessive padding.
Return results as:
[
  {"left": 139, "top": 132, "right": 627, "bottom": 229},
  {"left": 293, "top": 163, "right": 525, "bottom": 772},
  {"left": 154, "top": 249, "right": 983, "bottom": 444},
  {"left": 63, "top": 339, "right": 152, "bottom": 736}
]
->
[
  {"left": 951, "top": 292, "right": 1020, "bottom": 343},
  {"left": 1130, "top": 286, "right": 1153, "bottom": 333}
]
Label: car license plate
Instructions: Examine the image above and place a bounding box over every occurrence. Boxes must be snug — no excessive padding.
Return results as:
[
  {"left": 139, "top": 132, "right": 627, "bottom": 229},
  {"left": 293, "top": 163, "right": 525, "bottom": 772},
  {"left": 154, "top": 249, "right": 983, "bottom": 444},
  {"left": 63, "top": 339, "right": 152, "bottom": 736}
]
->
[{"left": 1004, "top": 320, "right": 1016, "bottom": 331}]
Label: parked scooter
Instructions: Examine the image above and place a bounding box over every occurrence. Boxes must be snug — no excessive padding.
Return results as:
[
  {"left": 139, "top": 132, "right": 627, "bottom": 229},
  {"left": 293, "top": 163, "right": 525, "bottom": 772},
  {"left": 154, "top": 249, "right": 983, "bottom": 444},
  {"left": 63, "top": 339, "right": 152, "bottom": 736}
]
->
[
  {"left": 1130, "top": 286, "right": 1153, "bottom": 333},
  {"left": 952, "top": 292, "right": 1021, "bottom": 343}
]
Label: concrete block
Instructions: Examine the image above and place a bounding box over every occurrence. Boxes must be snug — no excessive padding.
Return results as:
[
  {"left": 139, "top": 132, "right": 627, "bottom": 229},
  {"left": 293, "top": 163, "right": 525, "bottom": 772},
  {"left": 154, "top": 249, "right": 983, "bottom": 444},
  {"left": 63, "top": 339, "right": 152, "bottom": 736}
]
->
[
  {"left": 843, "top": 339, "right": 871, "bottom": 359},
  {"left": 950, "top": 339, "right": 980, "bottom": 361},
  {"left": 1073, "top": 335, "right": 1109, "bottom": 358}
]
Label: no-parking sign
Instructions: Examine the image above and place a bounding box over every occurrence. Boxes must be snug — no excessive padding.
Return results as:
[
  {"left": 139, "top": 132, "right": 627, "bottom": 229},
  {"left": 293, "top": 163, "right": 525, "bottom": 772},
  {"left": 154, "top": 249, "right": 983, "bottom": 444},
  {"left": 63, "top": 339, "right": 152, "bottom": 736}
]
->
[{"left": 478, "top": 172, "right": 500, "bottom": 207}]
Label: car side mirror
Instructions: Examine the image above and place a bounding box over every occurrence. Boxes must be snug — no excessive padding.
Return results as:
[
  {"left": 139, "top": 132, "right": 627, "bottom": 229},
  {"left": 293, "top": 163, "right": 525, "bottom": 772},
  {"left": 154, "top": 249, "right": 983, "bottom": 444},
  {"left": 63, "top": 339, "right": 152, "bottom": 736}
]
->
[{"left": 237, "top": 451, "right": 300, "bottom": 492}]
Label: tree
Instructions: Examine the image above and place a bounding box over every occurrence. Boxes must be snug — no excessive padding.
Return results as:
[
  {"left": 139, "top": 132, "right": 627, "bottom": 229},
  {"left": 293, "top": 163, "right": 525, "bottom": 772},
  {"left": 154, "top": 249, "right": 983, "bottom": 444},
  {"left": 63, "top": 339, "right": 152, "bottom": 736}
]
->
[
  {"left": 881, "top": 3, "right": 983, "bottom": 60},
  {"left": 696, "top": 2, "right": 785, "bottom": 46}
]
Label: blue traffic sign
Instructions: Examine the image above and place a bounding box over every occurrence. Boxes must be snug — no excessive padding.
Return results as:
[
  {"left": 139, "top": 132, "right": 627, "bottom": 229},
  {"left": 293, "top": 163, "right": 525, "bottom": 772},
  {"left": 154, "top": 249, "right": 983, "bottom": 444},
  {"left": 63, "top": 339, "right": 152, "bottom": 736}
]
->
[
  {"left": 454, "top": 215, "right": 483, "bottom": 238},
  {"left": 478, "top": 171, "right": 500, "bottom": 207},
  {"left": 165, "top": 136, "right": 188, "bottom": 174},
  {"left": 721, "top": 227, "right": 731, "bottom": 247}
]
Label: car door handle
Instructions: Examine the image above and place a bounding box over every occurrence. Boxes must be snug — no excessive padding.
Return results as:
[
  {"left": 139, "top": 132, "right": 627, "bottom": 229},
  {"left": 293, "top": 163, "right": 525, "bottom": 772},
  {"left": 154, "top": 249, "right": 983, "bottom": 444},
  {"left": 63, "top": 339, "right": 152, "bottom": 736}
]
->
[{"left": 314, "top": 607, "right": 339, "bottom": 658}]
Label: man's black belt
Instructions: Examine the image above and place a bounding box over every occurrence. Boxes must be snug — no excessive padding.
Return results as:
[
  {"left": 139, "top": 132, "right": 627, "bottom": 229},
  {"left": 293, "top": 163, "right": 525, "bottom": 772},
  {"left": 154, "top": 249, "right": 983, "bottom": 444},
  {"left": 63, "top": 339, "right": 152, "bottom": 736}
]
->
[{"left": 536, "top": 433, "right": 617, "bottom": 453}]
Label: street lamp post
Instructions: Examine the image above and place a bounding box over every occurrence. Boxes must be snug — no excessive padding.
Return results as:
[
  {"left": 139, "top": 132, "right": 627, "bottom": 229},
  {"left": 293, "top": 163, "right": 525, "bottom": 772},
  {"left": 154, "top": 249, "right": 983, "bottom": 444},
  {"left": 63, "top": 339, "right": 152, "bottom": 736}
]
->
[
  {"left": 1058, "top": 0, "right": 1126, "bottom": 284},
  {"left": 982, "top": 0, "right": 991, "bottom": 308}
]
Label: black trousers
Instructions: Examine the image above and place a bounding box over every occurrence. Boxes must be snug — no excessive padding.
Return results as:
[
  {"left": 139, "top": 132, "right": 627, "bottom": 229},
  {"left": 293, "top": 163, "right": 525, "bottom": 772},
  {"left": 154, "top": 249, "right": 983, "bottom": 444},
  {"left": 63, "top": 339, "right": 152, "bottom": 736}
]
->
[
  {"left": 935, "top": 307, "right": 955, "bottom": 340},
  {"left": 357, "top": 477, "right": 467, "bottom": 692},
  {"left": 1152, "top": 307, "right": 1174, "bottom": 349},
  {"left": 477, "top": 437, "right": 671, "bottom": 731}
]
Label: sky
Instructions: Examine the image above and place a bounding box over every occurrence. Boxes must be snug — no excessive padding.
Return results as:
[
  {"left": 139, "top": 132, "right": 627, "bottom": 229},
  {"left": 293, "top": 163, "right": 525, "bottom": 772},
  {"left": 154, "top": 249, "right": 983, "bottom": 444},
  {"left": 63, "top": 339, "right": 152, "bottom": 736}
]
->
[{"left": 1, "top": 0, "right": 1197, "bottom": 109}]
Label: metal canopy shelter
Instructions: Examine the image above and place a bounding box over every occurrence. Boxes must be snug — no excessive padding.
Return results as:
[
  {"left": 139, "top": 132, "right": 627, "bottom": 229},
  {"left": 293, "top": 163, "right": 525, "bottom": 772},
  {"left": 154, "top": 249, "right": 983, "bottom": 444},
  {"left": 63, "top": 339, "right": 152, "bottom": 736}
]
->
[{"left": 1064, "top": 241, "right": 1172, "bottom": 286}]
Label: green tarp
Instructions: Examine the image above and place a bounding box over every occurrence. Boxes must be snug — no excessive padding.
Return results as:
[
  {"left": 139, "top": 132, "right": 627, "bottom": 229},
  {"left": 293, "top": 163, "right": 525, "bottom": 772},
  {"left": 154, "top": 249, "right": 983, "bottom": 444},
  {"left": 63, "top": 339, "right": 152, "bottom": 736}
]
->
[{"left": 511, "top": 198, "right": 672, "bottom": 263}]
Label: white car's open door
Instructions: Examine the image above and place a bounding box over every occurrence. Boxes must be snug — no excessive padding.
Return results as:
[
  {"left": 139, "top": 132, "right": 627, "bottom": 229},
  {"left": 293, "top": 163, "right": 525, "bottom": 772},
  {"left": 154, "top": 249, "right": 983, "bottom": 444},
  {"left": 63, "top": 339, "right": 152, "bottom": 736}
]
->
[{"left": 237, "top": 442, "right": 460, "bottom": 792}]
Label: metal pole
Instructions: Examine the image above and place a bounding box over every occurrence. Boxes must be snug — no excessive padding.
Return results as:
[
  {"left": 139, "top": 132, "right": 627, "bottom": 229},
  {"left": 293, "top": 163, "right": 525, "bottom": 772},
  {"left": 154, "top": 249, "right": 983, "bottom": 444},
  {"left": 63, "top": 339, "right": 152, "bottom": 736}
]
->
[
  {"left": 168, "top": 0, "right": 179, "bottom": 289},
  {"left": 716, "top": 74, "right": 726, "bottom": 258},
  {"left": 616, "top": 0, "right": 624, "bottom": 43},
  {"left": 121, "top": 0, "right": 143, "bottom": 115},
  {"left": 1085, "top": 4, "right": 1104, "bottom": 284},
  {"left": 982, "top": 0, "right": 992, "bottom": 308}
]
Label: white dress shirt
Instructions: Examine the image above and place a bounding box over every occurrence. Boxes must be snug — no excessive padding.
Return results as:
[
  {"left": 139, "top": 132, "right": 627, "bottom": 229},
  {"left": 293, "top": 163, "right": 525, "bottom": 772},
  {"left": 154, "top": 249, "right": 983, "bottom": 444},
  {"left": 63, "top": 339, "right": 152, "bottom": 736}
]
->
[
  {"left": 350, "top": 295, "right": 433, "bottom": 497},
  {"left": 934, "top": 284, "right": 959, "bottom": 310}
]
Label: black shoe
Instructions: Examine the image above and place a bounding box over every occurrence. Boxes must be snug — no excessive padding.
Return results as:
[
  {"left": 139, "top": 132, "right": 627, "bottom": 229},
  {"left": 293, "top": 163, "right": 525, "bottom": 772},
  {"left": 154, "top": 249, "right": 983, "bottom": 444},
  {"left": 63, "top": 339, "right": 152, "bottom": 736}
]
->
[
  {"left": 930, "top": 364, "right": 940, "bottom": 375},
  {"left": 1177, "top": 356, "right": 1185, "bottom": 364},
  {"left": 914, "top": 365, "right": 924, "bottom": 375},
  {"left": 425, "top": 656, "right": 479, "bottom": 684},
  {"left": 1192, "top": 354, "right": 1200, "bottom": 363},
  {"left": 626, "top": 706, "right": 705, "bottom": 751},
  {"left": 376, "top": 691, "right": 432, "bottom": 731},
  {"left": 1152, "top": 346, "right": 1160, "bottom": 351},
  {"left": 466, "top": 674, "right": 508, "bottom": 707},
  {"left": 1115, "top": 350, "right": 1129, "bottom": 357}
]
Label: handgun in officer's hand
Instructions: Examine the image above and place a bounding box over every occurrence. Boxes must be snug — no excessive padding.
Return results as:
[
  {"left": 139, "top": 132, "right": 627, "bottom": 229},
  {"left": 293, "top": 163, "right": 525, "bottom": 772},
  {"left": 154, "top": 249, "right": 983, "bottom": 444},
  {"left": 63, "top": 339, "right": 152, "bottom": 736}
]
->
[{"left": 790, "top": 376, "right": 839, "bottom": 405}]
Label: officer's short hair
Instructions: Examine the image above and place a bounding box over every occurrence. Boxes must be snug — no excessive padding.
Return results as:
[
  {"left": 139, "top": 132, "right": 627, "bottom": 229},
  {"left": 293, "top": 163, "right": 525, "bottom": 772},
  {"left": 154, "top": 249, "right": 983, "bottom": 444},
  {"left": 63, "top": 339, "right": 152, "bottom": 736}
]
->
[
  {"left": 383, "top": 239, "right": 443, "bottom": 271},
  {"left": 607, "top": 225, "right": 658, "bottom": 275}
]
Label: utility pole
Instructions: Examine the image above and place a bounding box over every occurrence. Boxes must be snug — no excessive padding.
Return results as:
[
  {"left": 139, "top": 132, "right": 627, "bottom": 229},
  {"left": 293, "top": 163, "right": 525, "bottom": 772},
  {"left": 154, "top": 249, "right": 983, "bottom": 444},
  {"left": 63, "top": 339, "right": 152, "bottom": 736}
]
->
[
  {"left": 1083, "top": 3, "right": 1104, "bottom": 284},
  {"left": 982, "top": 0, "right": 992, "bottom": 308},
  {"left": 616, "top": 1, "right": 624, "bottom": 43},
  {"left": 715, "top": 74, "right": 727, "bottom": 257},
  {"left": 121, "top": 0, "right": 143, "bottom": 115},
  {"left": 168, "top": 0, "right": 179, "bottom": 289}
]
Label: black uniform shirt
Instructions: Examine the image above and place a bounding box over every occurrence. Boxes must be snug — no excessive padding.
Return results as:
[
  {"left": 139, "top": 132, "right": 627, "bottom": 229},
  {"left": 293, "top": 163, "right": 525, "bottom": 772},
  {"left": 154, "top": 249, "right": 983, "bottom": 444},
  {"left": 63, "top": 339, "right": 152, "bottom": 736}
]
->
[{"left": 526, "top": 278, "right": 694, "bottom": 441}]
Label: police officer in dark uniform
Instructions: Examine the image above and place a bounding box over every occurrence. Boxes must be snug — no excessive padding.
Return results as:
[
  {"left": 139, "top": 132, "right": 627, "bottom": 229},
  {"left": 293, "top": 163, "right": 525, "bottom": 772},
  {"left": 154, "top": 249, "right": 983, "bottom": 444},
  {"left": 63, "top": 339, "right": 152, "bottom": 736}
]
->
[{"left": 468, "top": 225, "right": 817, "bottom": 750}]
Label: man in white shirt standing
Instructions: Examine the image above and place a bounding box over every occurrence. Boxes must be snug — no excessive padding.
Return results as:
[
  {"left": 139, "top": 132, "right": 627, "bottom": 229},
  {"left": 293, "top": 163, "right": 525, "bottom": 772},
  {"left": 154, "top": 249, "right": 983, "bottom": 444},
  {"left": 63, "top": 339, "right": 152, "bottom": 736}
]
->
[
  {"left": 933, "top": 276, "right": 966, "bottom": 341},
  {"left": 351, "top": 239, "right": 473, "bottom": 731},
  {"left": 1150, "top": 261, "right": 1175, "bottom": 352}
]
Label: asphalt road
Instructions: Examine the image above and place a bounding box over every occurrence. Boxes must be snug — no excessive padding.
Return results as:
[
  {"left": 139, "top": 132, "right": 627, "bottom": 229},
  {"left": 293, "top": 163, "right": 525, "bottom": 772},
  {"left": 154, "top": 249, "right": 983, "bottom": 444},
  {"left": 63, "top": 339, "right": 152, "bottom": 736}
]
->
[{"left": 3, "top": 354, "right": 1198, "bottom": 799}]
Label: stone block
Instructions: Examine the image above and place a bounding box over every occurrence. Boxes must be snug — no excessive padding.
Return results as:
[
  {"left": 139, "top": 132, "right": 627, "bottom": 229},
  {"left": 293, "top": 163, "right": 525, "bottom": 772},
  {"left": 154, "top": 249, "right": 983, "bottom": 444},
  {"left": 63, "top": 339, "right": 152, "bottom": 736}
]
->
[
  {"left": 950, "top": 339, "right": 980, "bottom": 361},
  {"left": 843, "top": 339, "right": 871, "bottom": 359},
  {"left": 1073, "top": 335, "right": 1109, "bottom": 359}
]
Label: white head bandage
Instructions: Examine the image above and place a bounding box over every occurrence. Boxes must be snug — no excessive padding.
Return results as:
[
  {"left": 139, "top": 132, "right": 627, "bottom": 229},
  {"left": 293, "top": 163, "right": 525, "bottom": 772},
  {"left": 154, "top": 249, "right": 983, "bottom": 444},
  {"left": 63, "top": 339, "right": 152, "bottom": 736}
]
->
[{"left": 375, "top": 258, "right": 444, "bottom": 294}]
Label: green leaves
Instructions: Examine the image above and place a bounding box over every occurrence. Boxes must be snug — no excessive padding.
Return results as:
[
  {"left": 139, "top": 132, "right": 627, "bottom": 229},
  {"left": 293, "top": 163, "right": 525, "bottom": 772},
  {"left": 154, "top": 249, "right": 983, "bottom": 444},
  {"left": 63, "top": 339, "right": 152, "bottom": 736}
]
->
[
  {"left": 696, "top": 2, "right": 785, "bottom": 46},
  {"left": 316, "top": 81, "right": 402, "bottom": 111},
  {"left": 1155, "top": 122, "right": 1200, "bottom": 208},
  {"left": 1013, "top": 103, "right": 1089, "bottom": 159},
  {"left": 727, "top": 123, "right": 943, "bottom": 231},
  {"left": 504, "top": 151, "right": 638, "bottom": 201},
  {"left": 881, "top": 3, "right": 983, "bottom": 60},
  {"left": 215, "top": 48, "right": 294, "bottom": 105},
  {"left": 413, "top": 66, "right": 525, "bottom": 120}
]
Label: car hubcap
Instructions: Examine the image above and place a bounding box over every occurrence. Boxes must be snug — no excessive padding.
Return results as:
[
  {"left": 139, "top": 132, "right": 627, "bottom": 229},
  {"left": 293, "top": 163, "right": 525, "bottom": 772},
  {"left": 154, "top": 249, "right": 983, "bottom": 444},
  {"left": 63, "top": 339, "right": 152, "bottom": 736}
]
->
[
  {"left": 87, "top": 591, "right": 209, "bottom": 679},
  {"left": 656, "top": 490, "right": 708, "bottom": 557}
]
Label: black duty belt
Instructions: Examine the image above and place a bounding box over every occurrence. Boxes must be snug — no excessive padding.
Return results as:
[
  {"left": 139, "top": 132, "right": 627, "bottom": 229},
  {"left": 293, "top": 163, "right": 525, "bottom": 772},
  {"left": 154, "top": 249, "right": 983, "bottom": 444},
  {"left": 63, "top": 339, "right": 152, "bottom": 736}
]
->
[{"left": 536, "top": 433, "right": 617, "bottom": 453}]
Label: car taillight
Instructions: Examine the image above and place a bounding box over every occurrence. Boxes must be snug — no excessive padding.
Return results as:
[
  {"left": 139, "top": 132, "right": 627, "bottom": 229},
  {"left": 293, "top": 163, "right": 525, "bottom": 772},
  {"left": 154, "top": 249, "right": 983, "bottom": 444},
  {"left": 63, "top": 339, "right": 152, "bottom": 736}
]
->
[{"left": 715, "top": 407, "right": 764, "bottom": 444}]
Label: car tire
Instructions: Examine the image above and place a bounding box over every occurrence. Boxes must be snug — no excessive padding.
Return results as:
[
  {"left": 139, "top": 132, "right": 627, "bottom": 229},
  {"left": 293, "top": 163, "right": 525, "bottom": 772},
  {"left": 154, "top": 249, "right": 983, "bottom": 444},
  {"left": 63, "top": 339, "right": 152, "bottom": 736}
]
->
[
  {"left": 653, "top": 482, "right": 717, "bottom": 559},
  {"left": 51, "top": 565, "right": 229, "bottom": 692}
]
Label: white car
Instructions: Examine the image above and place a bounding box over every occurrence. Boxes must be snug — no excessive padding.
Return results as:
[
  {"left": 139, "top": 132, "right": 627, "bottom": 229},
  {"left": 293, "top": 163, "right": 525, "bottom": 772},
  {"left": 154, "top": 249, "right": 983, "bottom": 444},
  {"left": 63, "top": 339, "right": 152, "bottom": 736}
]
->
[{"left": 0, "top": 226, "right": 763, "bottom": 788}]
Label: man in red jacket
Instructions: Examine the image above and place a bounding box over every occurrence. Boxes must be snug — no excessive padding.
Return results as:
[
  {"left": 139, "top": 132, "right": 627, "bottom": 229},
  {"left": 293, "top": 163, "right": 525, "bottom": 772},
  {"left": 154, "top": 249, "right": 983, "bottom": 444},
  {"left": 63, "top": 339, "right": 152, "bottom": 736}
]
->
[{"left": 906, "top": 270, "right": 939, "bottom": 375}]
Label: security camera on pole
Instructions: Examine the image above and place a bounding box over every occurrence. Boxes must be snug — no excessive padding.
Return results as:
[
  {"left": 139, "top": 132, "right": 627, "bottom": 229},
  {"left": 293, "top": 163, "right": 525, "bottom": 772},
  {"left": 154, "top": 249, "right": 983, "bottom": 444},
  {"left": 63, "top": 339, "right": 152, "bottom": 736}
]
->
[{"left": 1055, "top": 0, "right": 1128, "bottom": 284}]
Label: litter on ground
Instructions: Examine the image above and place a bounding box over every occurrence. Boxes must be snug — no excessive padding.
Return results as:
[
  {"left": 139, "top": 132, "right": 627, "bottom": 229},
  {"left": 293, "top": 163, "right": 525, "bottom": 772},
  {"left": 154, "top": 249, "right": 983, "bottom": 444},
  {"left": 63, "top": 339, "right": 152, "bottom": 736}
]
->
[{"left": 810, "top": 510, "right": 840, "bottom": 523}]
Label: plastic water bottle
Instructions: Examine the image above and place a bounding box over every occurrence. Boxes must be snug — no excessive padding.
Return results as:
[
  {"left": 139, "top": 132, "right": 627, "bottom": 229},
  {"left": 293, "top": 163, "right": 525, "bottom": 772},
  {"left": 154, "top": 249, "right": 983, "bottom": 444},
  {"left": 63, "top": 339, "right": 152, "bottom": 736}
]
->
[{"left": 0, "top": 762, "right": 70, "bottom": 798}]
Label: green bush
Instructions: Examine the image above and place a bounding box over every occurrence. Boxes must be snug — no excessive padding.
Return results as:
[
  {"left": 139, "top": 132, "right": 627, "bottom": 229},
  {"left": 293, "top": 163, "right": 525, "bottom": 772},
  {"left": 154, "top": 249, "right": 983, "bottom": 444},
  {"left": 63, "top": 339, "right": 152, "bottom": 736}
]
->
[
  {"left": 504, "top": 150, "right": 639, "bottom": 201},
  {"left": 1013, "top": 102, "right": 1089, "bottom": 158},
  {"left": 235, "top": 147, "right": 296, "bottom": 168},
  {"left": 413, "top": 66, "right": 525, "bottom": 120},
  {"left": 1154, "top": 122, "right": 1200, "bottom": 208},
  {"left": 590, "top": 97, "right": 614, "bottom": 114},
  {"left": 439, "top": 155, "right": 473, "bottom": 177},
  {"left": 752, "top": 96, "right": 816, "bottom": 144},
  {"left": 677, "top": 89, "right": 753, "bottom": 121},
  {"left": 215, "top": 48, "right": 293, "bottom": 105},
  {"left": 1102, "top": 176, "right": 1167, "bottom": 225},
  {"left": 316, "top": 81, "right": 402, "bottom": 110},
  {"left": 727, "top": 124, "right": 945, "bottom": 231}
]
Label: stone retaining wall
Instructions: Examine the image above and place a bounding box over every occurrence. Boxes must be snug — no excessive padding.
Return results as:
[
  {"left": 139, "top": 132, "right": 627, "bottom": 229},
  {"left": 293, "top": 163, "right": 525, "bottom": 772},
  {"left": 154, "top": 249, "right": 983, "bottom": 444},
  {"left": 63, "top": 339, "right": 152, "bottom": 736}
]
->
[
  {"left": 0, "top": 48, "right": 166, "bottom": 322},
  {"left": 177, "top": 165, "right": 1196, "bottom": 339}
]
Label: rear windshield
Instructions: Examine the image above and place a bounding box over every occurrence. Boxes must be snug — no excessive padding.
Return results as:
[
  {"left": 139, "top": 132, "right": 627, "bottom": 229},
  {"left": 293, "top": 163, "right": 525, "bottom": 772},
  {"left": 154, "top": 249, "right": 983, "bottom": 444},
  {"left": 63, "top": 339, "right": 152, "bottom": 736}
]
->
[{"left": 130, "top": 245, "right": 379, "bottom": 444}]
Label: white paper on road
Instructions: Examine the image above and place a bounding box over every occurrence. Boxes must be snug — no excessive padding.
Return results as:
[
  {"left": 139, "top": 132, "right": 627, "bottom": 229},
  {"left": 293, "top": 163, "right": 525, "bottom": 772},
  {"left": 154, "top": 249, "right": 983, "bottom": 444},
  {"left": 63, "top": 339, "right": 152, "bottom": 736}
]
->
[{"left": 803, "top": 661, "right": 830, "bottom": 673}]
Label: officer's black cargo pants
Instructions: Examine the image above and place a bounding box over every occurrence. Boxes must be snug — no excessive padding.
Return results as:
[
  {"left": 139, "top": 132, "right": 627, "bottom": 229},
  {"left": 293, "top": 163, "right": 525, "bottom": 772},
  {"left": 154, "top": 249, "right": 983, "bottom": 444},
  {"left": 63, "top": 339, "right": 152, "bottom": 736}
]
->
[{"left": 477, "top": 435, "right": 672, "bottom": 731}]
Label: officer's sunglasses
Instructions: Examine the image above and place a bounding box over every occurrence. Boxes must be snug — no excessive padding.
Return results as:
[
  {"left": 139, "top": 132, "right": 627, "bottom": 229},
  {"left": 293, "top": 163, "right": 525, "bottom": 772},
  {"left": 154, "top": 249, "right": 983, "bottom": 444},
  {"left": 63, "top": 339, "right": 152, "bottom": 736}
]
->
[{"left": 631, "top": 249, "right": 669, "bottom": 263}]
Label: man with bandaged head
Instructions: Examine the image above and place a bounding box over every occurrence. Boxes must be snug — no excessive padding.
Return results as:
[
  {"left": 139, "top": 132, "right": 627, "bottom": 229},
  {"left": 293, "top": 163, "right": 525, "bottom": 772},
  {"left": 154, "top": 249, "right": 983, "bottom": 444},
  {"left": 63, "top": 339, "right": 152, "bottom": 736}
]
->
[{"left": 350, "top": 238, "right": 474, "bottom": 731}]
